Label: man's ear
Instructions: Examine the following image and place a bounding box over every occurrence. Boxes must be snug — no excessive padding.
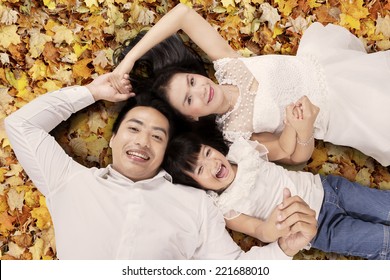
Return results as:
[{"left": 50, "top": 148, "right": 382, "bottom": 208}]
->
[{"left": 109, "top": 134, "right": 115, "bottom": 148}]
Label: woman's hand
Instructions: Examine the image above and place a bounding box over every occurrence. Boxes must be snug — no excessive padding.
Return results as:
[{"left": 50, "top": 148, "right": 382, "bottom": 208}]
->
[
  {"left": 109, "top": 60, "right": 135, "bottom": 95},
  {"left": 86, "top": 73, "right": 135, "bottom": 102}
]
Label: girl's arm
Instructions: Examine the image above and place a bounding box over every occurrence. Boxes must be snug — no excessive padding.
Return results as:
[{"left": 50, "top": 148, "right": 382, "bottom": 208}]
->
[
  {"left": 225, "top": 210, "right": 290, "bottom": 243},
  {"left": 251, "top": 97, "right": 319, "bottom": 165},
  {"left": 111, "top": 3, "right": 239, "bottom": 93}
]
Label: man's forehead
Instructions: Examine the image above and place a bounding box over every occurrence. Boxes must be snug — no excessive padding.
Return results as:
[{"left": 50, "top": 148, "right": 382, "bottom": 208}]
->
[{"left": 126, "top": 106, "right": 169, "bottom": 128}]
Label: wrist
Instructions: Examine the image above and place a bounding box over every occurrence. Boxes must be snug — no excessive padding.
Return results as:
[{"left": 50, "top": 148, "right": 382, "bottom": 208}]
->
[
  {"left": 277, "top": 238, "right": 296, "bottom": 257},
  {"left": 85, "top": 84, "right": 100, "bottom": 101},
  {"left": 297, "top": 132, "right": 314, "bottom": 146}
]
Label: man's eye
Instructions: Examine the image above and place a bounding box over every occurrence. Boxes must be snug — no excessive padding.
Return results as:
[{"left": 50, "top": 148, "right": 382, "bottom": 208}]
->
[
  {"left": 152, "top": 135, "right": 163, "bottom": 141},
  {"left": 190, "top": 77, "right": 195, "bottom": 86},
  {"left": 187, "top": 96, "right": 192, "bottom": 105},
  {"left": 206, "top": 149, "right": 211, "bottom": 157},
  {"left": 128, "top": 127, "right": 139, "bottom": 132}
]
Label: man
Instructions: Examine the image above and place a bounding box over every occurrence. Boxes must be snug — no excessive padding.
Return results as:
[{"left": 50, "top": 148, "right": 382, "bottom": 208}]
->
[{"left": 5, "top": 73, "right": 317, "bottom": 259}]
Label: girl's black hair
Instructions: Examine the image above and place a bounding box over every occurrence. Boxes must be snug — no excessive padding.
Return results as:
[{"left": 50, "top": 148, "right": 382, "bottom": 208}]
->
[{"left": 163, "top": 120, "right": 230, "bottom": 189}]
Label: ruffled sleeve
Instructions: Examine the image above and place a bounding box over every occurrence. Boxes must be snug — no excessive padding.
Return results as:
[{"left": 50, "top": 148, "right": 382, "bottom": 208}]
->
[{"left": 207, "top": 137, "right": 268, "bottom": 219}]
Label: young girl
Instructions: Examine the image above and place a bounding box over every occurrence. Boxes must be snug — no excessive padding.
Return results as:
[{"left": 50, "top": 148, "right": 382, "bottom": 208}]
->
[
  {"left": 111, "top": 3, "right": 390, "bottom": 166},
  {"left": 162, "top": 130, "right": 390, "bottom": 260}
]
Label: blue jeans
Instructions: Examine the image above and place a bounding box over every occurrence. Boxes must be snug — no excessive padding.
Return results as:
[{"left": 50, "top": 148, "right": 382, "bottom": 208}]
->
[{"left": 311, "top": 175, "right": 390, "bottom": 260}]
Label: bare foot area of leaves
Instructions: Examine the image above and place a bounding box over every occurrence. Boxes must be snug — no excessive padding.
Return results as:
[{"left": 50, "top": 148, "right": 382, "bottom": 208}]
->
[{"left": 1, "top": 0, "right": 389, "bottom": 260}]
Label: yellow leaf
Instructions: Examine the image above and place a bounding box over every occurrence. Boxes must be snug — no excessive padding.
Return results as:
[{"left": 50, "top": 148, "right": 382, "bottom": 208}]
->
[
  {"left": 5, "top": 70, "right": 31, "bottom": 101},
  {"left": 24, "top": 189, "right": 40, "bottom": 208},
  {"left": 73, "top": 42, "right": 90, "bottom": 58},
  {"left": 376, "top": 15, "right": 390, "bottom": 38},
  {"left": 41, "top": 79, "right": 62, "bottom": 93},
  {"left": 221, "top": 0, "right": 235, "bottom": 9},
  {"left": 31, "top": 196, "right": 51, "bottom": 230},
  {"left": 93, "top": 50, "right": 110, "bottom": 68},
  {"left": 355, "top": 168, "right": 371, "bottom": 186},
  {"left": 72, "top": 58, "right": 93, "bottom": 79},
  {"left": 86, "top": 135, "right": 108, "bottom": 160},
  {"left": 275, "top": 0, "right": 298, "bottom": 17},
  {"left": 85, "top": 0, "right": 99, "bottom": 8},
  {"left": 28, "top": 29, "right": 52, "bottom": 58},
  {"left": 52, "top": 25, "right": 74, "bottom": 45},
  {"left": 88, "top": 111, "right": 107, "bottom": 133},
  {"left": 69, "top": 138, "right": 88, "bottom": 158},
  {"left": 29, "top": 60, "right": 47, "bottom": 81},
  {"left": 6, "top": 188, "right": 25, "bottom": 212},
  {"left": 7, "top": 242, "right": 25, "bottom": 259},
  {"left": 0, "top": 194, "right": 8, "bottom": 212},
  {"left": 0, "top": 87, "right": 13, "bottom": 120},
  {"left": 339, "top": 0, "right": 369, "bottom": 30},
  {"left": 308, "top": 0, "right": 321, "bottom": 9},
  {"left": 0, "top": 25, "right": 21, "bottom": 48},
  {"left": 0, "top": 6, "right": 19, "bottom": 25},
  {"left": 43, "top": 0, "right": 56, "bottom": 10},
  {"left": 29, "top": 238, "right": 44, "bottom": 260}
]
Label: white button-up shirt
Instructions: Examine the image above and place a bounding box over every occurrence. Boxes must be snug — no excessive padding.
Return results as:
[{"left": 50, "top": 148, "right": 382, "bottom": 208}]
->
[{"left": 4, "top": 86, "right": 290, "bottom": 260}]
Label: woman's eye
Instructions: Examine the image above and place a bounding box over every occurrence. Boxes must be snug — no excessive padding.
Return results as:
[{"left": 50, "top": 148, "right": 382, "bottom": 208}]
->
[
  {"left": 190, "top": 77, "right": 195, "bottom": 86},
  {"left": 198, "top": 166, "right": 203, "bottom": 175},
  {"left": 187, "top": 96, "right": 192, "bottom": 105}
]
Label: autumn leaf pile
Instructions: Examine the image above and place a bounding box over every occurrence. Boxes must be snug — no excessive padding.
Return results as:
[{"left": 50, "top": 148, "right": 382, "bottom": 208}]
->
[{"left": 0, "top": 0, "right": 389, "bottom": 260}]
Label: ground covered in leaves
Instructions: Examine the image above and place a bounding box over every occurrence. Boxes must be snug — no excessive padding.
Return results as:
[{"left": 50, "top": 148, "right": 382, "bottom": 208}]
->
[{"left": 0, "top": 0, "right": 390, "bottom": 260}]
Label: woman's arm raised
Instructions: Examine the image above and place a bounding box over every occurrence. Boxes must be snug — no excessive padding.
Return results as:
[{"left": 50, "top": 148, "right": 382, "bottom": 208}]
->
[{"left": 111, "top": 3, "right": 239, "bottom": 93}]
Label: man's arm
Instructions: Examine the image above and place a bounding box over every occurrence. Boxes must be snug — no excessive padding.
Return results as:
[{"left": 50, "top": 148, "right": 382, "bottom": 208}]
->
[{"left": 4, "top": 73, "right": 132, "bottom": 196}]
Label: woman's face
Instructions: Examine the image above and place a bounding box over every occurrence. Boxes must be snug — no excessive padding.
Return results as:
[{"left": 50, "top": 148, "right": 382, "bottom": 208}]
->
[
  {"left": 166, "top": 73, "right": 226, "bottom": 120},
  {"left": 187, "top": 145, "right": 235, "bottom": 192}
]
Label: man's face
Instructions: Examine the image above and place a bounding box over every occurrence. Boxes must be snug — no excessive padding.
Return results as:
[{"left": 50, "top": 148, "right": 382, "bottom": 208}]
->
[{"left": 110, "top": 106, "right": 169, "bottom": 181}]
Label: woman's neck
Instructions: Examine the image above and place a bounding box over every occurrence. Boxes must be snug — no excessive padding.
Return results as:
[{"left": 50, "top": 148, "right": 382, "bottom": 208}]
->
[{"left": 219, "top": 84, "right": 239, "bottom": 115}]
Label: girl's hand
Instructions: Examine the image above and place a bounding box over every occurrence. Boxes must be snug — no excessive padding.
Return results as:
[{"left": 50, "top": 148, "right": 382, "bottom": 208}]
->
[
  {"left": 287, "top": 95, "right": 319, "bottom": 138},
  {"left": 258, "top": 204, "right": 291, "bottom": 243},
  {"left": 86, "top": 73, "right": 135, "bottom": 102}
]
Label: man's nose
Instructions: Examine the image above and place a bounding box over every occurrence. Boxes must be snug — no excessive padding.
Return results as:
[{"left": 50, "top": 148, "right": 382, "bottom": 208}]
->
[{"left": 135, "top": 133, "right": 150, "bottom": 148}]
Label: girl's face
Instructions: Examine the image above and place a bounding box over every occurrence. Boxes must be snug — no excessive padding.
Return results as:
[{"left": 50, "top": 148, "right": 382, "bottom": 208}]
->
[
  {"left": 187, "top": 144, "right": 236, "bottom": 192},
  {"left": 166, "top": 73, "right": 226, "bottom": 120}
]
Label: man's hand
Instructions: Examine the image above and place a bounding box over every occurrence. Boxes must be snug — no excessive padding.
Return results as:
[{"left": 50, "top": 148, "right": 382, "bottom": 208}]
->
[
  {"left": 86, "top": 73, "right": 135, "bottom": 102},
  {"left": 109, "top": 60, "right": 136, "bottom": 95},
  {"left": 277, "top": 188, "right": 317, "bottom": 257}
]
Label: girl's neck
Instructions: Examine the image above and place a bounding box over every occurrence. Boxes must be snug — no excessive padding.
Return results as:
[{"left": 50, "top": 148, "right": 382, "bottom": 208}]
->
[{"left": 219, "top": 84, "right": 239, "bottom": 115}]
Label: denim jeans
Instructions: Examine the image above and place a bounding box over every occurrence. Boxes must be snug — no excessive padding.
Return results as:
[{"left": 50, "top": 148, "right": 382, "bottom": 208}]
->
[{"left": 311, "top": 175, "right": 390, "bottom": 260}]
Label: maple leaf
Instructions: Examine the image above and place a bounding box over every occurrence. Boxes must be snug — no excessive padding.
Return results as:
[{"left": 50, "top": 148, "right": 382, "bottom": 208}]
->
[
  {"left": 29, "top": 59, "right": 47, "bottom": 81},
  {"left": 43, "top": 0, "right": 56, "bottom": 10},
  {"left": 5, "top": 70, "right": 31, "bottom": 102},
  {"left": 275, "top": 0, "right": 298, "bottom": 17},
  {"left": 31, "top": 196, "right": 52, "bottom": 230},
  {"left": 28, "top": 28, "right": 53, "bottom": 58},
  {"left": 376, "top": 15, "right": 390, "bottom": 38},
  {"left": 0, "top": 24, "right": 21, "bottom": 48},
  {"left": 339, "top": 0, "right": 369, "bottom": 30},
  {"left": 0, "top": 6, "right": 19, "bottom": 25},
  {"left": 259, "top": 2, "right": 281, "bottom": 30},
  {"left": 0, "top": 210, "right": 16, "bottom": 235},
  {"left": 72, "top": 58, "right": 93, "bottom": 79},
  {"left": 69, "top": 138, "right": 88, "bottom": 158},
  {"left": 355, "top": 167, "right": 372, "bottom": 186},
  {"left": 0, "top": 87, "right": 13, "bottom": 119},
  {"left": 29, "top": 237, "right": 44, "bottom": 260},
  {"left": 52, "top": 25, "right": 75, "bottom": 45},
  {"left": 6, "top": 188, "right": 25, "bottom": 212},
  {"left": 93, "top": 50, "right": 110, "bottom": 68},
  {"left": 6, "top": 241, "right": 25, "bottom": 259}
]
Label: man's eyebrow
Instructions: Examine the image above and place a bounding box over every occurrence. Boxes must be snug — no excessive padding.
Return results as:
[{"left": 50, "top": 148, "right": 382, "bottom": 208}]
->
[{"left": 127, "top": 118, "right": 168, "bottom": 136}]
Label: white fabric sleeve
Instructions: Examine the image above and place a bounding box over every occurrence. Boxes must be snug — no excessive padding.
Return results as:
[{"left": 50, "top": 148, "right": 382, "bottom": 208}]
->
[
  {"left": 4, "top": 86, "right": 95, "bottom": 197},
  {"left": 194, "top": 194, "right": 291, "bottom": 260}
]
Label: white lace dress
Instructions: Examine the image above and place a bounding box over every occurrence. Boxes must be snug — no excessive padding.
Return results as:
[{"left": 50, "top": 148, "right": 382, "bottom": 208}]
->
[
  {"left": 207, "top": 137, "right": 324, "bottom": 220},
  {"left": 214, "top": 22, "right": 390, "bottom": 166}
]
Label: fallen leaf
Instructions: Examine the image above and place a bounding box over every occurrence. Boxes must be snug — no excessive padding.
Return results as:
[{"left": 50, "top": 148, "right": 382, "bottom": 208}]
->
[{"left": 7, "top": 188, "right": 25, "bottom": 212}]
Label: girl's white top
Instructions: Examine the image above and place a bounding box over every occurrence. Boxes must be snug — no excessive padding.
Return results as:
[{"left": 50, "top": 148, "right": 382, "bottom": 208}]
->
[{"left": 208, "top": 137, "right": 324, "bottom": 221}]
